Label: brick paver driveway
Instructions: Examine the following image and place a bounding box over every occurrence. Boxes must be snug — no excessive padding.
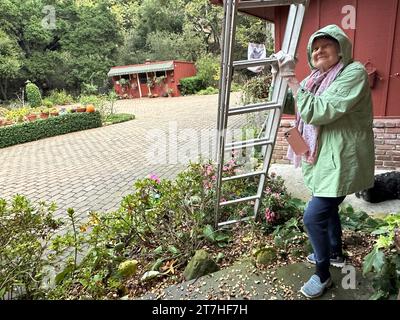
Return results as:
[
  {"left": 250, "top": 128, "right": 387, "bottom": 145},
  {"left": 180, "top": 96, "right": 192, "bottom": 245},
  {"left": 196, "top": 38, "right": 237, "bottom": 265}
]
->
[{"left": 0, "top": 93, "right": 246, "bottom": 221}]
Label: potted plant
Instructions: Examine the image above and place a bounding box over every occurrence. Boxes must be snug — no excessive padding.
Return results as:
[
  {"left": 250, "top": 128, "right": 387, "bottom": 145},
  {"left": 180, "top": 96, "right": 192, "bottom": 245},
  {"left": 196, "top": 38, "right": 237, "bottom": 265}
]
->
[
  {"left": 40, "top": 107, "right": 49, "bottom": 119},
  {"left": 26, "top": 113, "right": 38, "bottom": 122},
  {"left": 76, "top": 105, "right": 86, "bottom": 112},
  {"left": 50, "top": 107, "right": 59, "bottom": 117}
]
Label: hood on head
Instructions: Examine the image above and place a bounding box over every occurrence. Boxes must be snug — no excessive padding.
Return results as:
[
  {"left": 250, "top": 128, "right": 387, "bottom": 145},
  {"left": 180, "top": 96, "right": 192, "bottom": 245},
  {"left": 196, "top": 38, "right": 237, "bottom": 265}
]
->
[{"left": 306, "top": 24, "right": 353, "bottom": 69}]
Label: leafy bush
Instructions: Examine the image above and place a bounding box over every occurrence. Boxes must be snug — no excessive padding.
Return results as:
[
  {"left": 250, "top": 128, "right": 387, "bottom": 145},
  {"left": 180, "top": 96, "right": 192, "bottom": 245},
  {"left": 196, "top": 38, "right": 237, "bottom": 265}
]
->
[
  {"left": 46, "top": 90, "right": 74, "bottom": 106},
  {"left": 0, "top": 111, "right": 102, "bottom": 148},
  {"left": 197, "top": 87, "right": 219, "bottom": 95},
  {"left": 240, "top": 74, "right": 272, "bottom": 105},
  {"left": 260, "top": 173, "right": 304, "bottom": 228},
  {"left": 81, "top": 83, "right": 98, "bottom": 95},
  {"left": 179, "top": 76, "right": 205, "bottom": 95},
  {"left": 0, "top": 195, "right": 62, "bottom": 299},
  {"left": 25, "top": 81, "right": 42, "bottom": 108},
  {"left": 363, "top": 213, "right": 400, "bottom": 299},
  {"left": 195, "top": 54, "right": 220, "bottom": 88},
  {"left": 340, "top": 204, "right": 385, "bottom": 232},
  {"left": 42, "top": 98, "right": 54, "bottom": 108}
]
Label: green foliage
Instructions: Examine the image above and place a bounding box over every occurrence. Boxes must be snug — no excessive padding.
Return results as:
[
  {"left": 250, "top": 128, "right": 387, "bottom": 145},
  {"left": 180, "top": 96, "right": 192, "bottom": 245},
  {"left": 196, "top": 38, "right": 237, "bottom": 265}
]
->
[
  {"left": 0, "top": 195, "right": 62, "bottom": 299},
  {"left": 0, "top": 112, "right": 102, "bottom": 148},
  {"left": 179, "top": 76, "right": 205, "bottom": 95},
  {"left": 46, "top": 90, "right": 75, "bottom": 106},
  {"left": 25, "top": 81, "right": 42, "bottom": 108},
  {"left": 362, "top": 213, "right": 400, "bottom": 299},
  {"left": 260, "top": 174, "right": 304, "bottom": 228},
  {"left": 272, "top": 217, "right": 307, "bottom": 251},
  {"left": 195, "top": 54, "right": 220, "bottom": 88},
  {"left": 104, "top": 113, "right": 135, "bottom": 125},
  {"left": 0, "top": 29, "right": 22, "bottom": 101},
  {"left": 340, "top": 204, "right": 385, "bottom": 232},
  {"left": 82, "top": 83, "right": 99, "bottom": 96},
  {"left": 197, "top": 87, "right": 219, "bottom": 95},
  {"left": 240, "top": 74, "right": 273, "bottom": 105},
  {"left": 0, "top": 0, "right": 123, "bottom": 99},
  {"left": 201, "top": 225, "right": 231, "bottom": 248}
]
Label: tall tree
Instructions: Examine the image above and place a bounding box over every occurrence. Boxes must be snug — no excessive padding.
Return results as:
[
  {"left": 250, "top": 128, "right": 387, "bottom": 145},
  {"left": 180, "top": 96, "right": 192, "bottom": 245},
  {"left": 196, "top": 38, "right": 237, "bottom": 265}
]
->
[{"left": 0, "top": 30, "right": 23, "bottom": 101}]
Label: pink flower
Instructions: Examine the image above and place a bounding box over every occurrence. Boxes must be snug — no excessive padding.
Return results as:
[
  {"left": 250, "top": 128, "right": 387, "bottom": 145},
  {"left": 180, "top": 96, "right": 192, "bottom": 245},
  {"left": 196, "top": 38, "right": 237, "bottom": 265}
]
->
[
  {"left": 265, "top": 208, "right": 276, "bottom": 223},
  {"left": 273, "top": 193, "right": 281, "bottom": 199},
  {"left": 149, "top": 174, "right": 161, "bottom": 184},
  {"left": 211, "top": 175, "right": 217, "bottom": 181},
  {"left": 205, "top": 165, "right": 214, "bottom": 176},
  {"left": 203, "top": 180, "right": 212, "bottom": 190}
]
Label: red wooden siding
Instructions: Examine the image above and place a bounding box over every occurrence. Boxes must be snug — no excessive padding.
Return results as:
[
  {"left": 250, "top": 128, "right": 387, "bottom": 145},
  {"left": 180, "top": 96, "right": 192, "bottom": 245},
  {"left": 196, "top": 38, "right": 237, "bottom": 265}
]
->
[{"left": 275, "top": 0, "right": 400, "bottom": 117}]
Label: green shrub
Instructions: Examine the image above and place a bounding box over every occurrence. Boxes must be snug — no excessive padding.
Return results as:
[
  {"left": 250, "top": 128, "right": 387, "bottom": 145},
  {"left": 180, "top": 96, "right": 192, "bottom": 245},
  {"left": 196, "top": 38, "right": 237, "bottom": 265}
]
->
[
  {"left": 363, "top": 213, "right": 400, "bottom": 299},
  {"left": 46, "top": 90, "right": 74, "bottom": 106},
  {"left": 179, "top": 76, "right": 205, "bottom": 95},
  {"left": 197, "top": 87, "right": 219, "bottom": 95},
  {"left": 0, "top": 195, "right": 62, "bottom": 299},
  {"left": 240, "top": 74, "right": 272, "bottom": 105},
  {"left": 42, "top": 98, "right": 54, "bottom": 108},
  {"left": 195, "top": 54, "right": 220, "bottom": 88},
  {"left": 0, "top": 111, "right": 102, "bottom": 148},
  {"left": 79, "top": 94, "right": 104, "bottom": 107},
  {"left": 25, "top": 81, "right": 42, "bottom": 108}
]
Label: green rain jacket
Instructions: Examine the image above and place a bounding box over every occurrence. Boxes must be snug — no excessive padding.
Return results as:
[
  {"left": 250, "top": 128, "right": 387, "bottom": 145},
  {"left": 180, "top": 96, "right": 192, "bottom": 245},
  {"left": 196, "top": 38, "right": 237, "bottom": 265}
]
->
[{"left": 284, "top": 24, "right": 375, "bottom": 197}]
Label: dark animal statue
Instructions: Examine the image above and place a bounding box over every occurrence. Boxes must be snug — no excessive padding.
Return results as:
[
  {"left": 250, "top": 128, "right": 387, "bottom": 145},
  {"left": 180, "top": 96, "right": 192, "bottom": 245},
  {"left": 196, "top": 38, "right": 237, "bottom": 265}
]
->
[{"left": 355, "top": 171, "right": 400, "bottom": 203}]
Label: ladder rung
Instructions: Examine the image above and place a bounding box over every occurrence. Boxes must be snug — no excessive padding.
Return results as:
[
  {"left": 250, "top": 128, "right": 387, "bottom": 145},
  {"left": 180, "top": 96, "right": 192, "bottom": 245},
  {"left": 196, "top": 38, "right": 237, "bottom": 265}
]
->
[
  {"left": 222, "top": 170, "right": 266, "bottom": 182},
  {"left": 238, "top": 0, "right": 306, "bottom": 9},
  {"left": 228, "top": 102, "right": 280, "bottom": 116},
  {"left": 225, "top": 138, "right": 273, "bottom": 151},
  {"left": 233, "top": 57, "right": 277, "bottom": 70},
  {"left": 219, "top": 195, "right": 259, "bottom": 207},
  {"left": 218, "top": 215, "right": 254, "bottom": 227}
]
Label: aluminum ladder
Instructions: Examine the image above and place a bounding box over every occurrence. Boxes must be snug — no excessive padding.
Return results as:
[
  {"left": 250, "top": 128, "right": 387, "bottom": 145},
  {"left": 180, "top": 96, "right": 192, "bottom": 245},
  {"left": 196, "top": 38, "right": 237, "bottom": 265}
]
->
[{"left": 215, "top": 0, "right": 309, "bottom": 227}]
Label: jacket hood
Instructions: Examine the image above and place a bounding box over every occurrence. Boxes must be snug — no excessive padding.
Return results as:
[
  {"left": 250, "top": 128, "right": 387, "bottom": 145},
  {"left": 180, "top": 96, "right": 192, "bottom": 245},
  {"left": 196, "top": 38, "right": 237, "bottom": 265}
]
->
[{"left": 306, "top": 24, "right": 353, "bottom": 69}]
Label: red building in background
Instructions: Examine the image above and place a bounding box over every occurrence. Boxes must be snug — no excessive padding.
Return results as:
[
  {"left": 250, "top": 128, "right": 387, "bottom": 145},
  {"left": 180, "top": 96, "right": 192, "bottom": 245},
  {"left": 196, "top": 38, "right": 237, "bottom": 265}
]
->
[
  {"left": 211, "top": 0, "right": 400, "bottom": 169},
  {"left": 108, "top": 60, "right": 197, "bottom": 98}
]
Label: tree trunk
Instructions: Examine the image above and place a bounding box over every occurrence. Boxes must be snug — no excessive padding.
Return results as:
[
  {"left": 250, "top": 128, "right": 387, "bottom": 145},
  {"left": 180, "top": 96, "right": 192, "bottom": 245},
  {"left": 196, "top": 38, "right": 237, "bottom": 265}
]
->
[{"left": 0, "top": 79, "right": 8, "bottom": 101}]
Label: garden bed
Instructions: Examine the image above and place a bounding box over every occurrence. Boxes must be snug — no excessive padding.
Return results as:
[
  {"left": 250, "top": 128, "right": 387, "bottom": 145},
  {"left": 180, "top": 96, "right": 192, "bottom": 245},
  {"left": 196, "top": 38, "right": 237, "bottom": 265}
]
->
[
  {"left": 2, "top": 160, "right": 398, "bottom": 301},
  {"left": 0, "top": 112, "right": 102, "bottom": 148}
]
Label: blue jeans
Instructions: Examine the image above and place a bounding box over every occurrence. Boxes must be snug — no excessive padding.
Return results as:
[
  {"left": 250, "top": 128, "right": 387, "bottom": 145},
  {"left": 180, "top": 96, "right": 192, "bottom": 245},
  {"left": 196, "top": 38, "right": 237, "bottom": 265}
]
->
[{"left": 303, "top": 196, "right": 346, "bottom": 279}]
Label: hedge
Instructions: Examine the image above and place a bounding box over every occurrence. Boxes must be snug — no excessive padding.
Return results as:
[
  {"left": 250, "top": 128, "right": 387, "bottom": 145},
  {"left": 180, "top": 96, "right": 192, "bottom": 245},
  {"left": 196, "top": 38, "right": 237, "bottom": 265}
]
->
[
  {"left": 179, "top": 76, "right": 205, "bottom": 95},
  {"left": 0, "top": 111, "right": 102, "bottom": 148}
]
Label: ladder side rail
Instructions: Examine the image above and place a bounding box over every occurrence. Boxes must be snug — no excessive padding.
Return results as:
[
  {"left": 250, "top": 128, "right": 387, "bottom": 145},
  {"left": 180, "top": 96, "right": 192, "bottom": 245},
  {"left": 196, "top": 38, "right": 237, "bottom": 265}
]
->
[
  {"left": 214, "top": 0, "right": 239, "bottom": 228},
  {"left": 254, "top": 3, "right": 308, "bottom": 216}
]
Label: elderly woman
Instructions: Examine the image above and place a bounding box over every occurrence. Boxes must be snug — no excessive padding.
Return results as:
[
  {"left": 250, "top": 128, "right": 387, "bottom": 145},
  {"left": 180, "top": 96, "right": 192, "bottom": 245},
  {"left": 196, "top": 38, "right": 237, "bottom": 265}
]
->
[{"left": 280, "top": 24, "right": 375, "bottom": 298}]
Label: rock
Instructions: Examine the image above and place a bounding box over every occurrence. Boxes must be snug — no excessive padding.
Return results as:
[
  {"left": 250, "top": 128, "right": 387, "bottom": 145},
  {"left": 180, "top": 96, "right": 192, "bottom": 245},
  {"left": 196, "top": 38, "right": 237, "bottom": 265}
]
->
[
  {"left": 183, "top": 250, "right": 219, "bottom": 281},
  {"left": 118, "top": 260, "right": 138, "bottom": 277},
  {"left": 256, "top": 247, "right": 277, "bottom": 265}
]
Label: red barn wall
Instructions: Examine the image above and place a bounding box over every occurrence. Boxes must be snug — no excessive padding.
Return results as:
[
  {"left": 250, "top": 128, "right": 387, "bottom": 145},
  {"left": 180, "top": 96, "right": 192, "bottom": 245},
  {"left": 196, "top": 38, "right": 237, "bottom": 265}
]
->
[
  {"left": 173, "top": 61, "right": 197, "bottom": 96},
  {"left": 271, "top": 0, "right": 400, "bottom": 170},
  {"left": 275, "top": 0, "right": 400, "bottom": 118}
]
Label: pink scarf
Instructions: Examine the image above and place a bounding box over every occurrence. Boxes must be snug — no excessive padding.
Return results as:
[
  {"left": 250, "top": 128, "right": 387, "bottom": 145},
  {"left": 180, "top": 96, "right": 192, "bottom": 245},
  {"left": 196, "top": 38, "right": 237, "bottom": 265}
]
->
[{"left": 287, "top": 61, "right": 344, "bottom": 168}]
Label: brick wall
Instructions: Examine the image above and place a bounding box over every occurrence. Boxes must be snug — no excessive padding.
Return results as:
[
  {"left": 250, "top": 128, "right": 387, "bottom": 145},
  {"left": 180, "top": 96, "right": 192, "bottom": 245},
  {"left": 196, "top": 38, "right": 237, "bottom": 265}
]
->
[{"left": 271, "top": 118, "right": 400, "bottom": 170}]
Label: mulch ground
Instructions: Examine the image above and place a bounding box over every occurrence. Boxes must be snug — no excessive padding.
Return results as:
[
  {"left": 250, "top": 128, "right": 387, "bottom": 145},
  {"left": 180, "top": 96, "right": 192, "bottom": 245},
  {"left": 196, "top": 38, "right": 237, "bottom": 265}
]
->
[{"left": 121, "top": 223, "right": 376, "bottom": 300}]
